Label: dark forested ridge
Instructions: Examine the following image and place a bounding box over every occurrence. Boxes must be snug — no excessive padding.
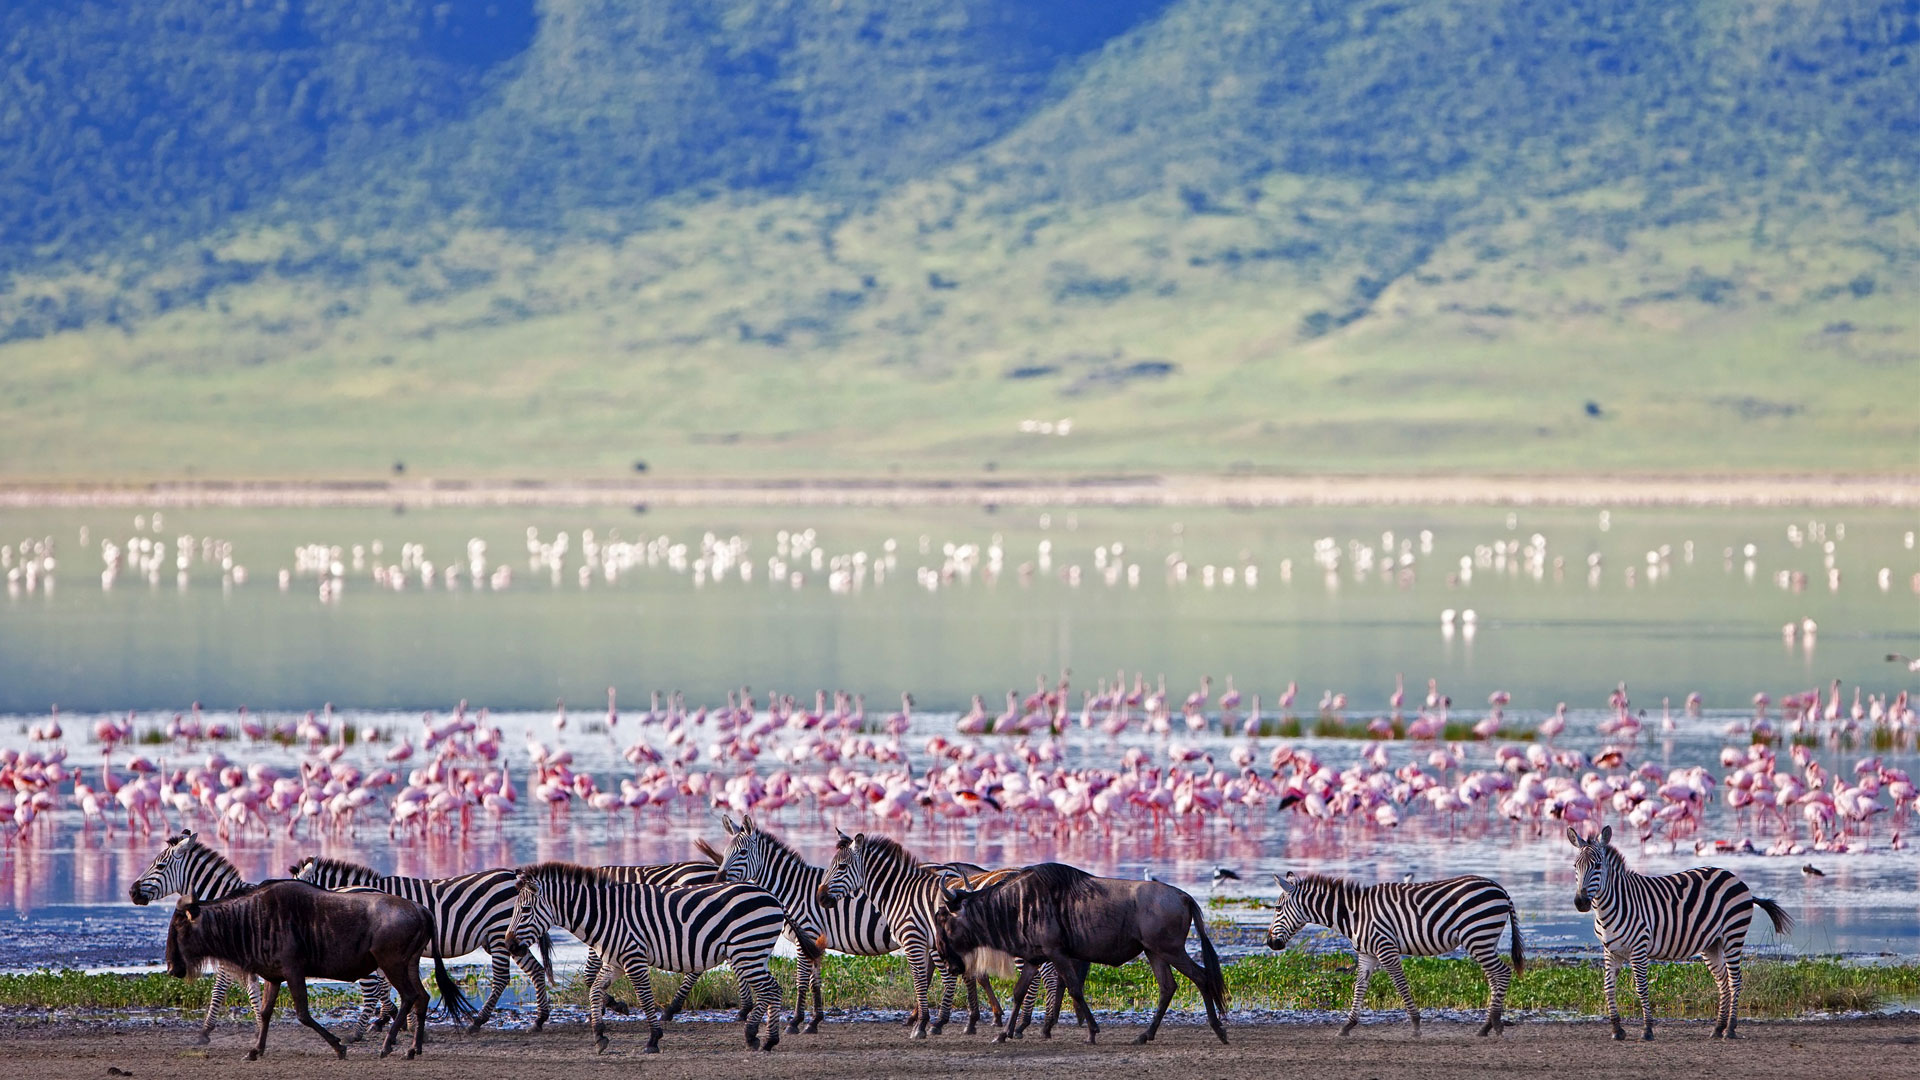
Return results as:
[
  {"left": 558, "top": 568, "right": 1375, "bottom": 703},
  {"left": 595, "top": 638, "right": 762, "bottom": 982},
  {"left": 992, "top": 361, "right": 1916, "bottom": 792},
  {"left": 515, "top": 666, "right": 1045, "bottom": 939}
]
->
[{"left": 0, "top": 1, "right": 1915, "bottom": 477}]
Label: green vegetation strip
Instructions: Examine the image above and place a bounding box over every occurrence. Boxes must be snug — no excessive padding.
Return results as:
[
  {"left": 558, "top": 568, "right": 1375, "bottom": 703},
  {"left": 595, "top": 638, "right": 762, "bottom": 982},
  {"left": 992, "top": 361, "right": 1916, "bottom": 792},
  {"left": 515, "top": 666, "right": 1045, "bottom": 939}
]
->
[{"left": 11, "top": 956, "right": 1910, "bottom": 1019}]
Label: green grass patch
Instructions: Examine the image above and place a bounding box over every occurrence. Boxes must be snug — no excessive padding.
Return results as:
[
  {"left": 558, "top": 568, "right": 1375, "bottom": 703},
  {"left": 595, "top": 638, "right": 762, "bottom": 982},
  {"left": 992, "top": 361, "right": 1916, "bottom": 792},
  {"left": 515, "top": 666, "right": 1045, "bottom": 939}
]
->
[{"left": 13, "top": 957, "right": 1916, "bottom": 1020}]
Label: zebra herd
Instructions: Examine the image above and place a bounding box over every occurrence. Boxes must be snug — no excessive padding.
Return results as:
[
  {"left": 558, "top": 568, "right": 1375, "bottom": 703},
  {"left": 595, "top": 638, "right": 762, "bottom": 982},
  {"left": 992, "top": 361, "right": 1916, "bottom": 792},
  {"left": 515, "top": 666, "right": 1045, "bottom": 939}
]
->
[{"left": 131, "top": 821, "right": 1794, "bottom": 1057}]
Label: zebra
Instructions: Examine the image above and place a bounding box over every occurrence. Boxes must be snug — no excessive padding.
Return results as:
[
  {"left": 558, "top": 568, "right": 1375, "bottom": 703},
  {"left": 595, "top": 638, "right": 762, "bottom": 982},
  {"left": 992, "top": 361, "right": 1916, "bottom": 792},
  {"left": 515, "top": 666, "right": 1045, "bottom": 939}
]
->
[
  {"left": 1266, "top": 870, "right": 1524, "bottom": 1036},
  {"left": 1568, "top": 825, "right": 1793, "bottom": 1040},
  {"left": 582, "top": 854, "right": 726, "bottom": 1018},
  {"left": 503, "top": 861, "right": 810, "bottom": 1054},
  {"left": 291, "top": 855, "right": 554, "bottom": 1034},
  {"left": 713, "top": 815, "right": 899, "bottom": 1034},
  {"left": 820, "top": 829, "right": 1061, "bottom": 1039},
  {"left": 129, "top": 830, "right": 267, "bottom": 1044}
]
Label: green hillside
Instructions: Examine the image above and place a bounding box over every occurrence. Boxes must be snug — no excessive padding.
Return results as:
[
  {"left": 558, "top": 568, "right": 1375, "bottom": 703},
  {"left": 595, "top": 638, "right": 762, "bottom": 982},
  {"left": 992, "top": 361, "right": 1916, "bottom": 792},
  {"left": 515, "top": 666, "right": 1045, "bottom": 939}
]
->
[{"left": 1, "top": 0, "right": 1915, "bottom": 480}]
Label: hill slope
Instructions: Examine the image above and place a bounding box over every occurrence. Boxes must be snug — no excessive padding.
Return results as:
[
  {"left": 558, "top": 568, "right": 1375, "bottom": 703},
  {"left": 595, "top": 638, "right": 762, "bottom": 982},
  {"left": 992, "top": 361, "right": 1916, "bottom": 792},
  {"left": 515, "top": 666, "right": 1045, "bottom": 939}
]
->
[{"left": 0, "top": 0, "right": 1915, "bottom": 480}]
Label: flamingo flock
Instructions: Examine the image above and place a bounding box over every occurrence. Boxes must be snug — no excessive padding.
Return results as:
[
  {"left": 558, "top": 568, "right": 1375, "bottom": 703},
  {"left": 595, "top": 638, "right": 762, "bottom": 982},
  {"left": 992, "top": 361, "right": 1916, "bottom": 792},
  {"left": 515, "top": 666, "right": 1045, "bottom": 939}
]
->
[{"left": 2, "top": 672, "right": 1913, "bottom": 870}]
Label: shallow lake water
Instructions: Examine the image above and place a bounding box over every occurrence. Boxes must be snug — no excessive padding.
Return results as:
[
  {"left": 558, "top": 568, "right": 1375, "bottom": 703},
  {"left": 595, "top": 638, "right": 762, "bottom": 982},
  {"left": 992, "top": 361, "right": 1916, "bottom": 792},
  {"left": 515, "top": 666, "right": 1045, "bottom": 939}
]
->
[{"left": 0, "top": 504, "right": 1914, "bottom": 971}]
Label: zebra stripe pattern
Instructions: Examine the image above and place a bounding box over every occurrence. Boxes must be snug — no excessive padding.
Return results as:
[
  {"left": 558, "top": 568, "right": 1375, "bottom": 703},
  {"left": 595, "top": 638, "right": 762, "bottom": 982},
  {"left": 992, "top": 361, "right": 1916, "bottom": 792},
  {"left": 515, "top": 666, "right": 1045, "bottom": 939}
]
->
[
  {"left": 580, "top": 859, "right": 728, "bottom": 1018},
  {"left": 821, "top": 831, "right": 1056, "bottom": 1039},
  {"left": 505, "top": 862, "right": 789, "bottom": 1054},
  {"left": 291, "top": 856, "right": 553, "bottom": 1033},
  {"left": 1569, "top": 825, "right": 1793, "bottom": 1040},
  {"left": 128, "top": 830, "right": 266, "bottom": 1043},
  {"left": 1267, "top": 870, "right": 1524, "bottom": 1036},
  {"left": 716, "top": 815, "right": 897, "bottom": 1034}
]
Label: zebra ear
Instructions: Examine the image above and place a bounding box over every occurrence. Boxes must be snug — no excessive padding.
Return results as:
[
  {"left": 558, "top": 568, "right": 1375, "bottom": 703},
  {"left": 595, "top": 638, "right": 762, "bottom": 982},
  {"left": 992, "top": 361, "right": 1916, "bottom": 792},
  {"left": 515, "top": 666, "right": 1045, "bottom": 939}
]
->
[
  {"left": 742, "top": 813, "right": 756, "bottom": 833},
  {"left": 1600, "top": 824, "right": 1612, "bottom": 846},
  {"left": 1272, "top": 872, "right": 1294, "bottom": 896},
  {"left": 835, "top": 829, "right": 851, "bottom": 846},
  {"left": 1566, "top": 826, "right": 1583, "bottom": 847},
  {"left": 722, "top": 815, "right": 739, "bottom": 836}
]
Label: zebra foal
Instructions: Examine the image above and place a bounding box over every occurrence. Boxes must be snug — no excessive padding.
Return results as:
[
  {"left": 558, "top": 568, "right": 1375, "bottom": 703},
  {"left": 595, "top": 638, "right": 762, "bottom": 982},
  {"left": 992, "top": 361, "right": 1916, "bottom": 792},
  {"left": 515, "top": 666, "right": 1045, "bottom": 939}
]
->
[
  {"left": 1568, "top": 825, "right": 1793, "bottom": 1040},
  {"left": 1266, "top": 870, "right": 1523, "bottom": 1036},
  {"left": 505, "top": 862, "right": 809, "bottom": 1054}
]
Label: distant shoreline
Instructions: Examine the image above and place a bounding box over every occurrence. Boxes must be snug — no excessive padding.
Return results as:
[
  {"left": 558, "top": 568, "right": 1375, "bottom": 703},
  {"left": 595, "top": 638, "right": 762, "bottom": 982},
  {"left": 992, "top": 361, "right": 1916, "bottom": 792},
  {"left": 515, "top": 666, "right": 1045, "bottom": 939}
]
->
[{"left": 0, "top": 473, "right": 1914, "bottom": 509}]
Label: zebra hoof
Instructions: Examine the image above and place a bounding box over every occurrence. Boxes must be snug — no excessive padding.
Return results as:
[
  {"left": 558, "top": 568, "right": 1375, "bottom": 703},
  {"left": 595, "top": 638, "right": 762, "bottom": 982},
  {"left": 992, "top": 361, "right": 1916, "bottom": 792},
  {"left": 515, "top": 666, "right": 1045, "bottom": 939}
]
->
[
  {"left": 746, "top": 1037, "right": 761, "bottom": 1051},
  {"left": 245, "top": 1051, "right": 261, "bottom": 1062},
  {"left": 1726, "top": 1030, "right": 1741, "bottom": 1040},
  {"left": 1132, "top": 1032, "right": 1153, "bottom": 1045},
  {"left": 1611, "top": 1027, "right": 1626, "bottom": 1041},
  {"left": 594, "top": 1037, "right": 610, "bottom": 1055},
  {"left": 1642, "top": 1030, "right": 1655, "bottom": 1042},
  {"left": 195, "top": 1033, "right": 212, "bottom": 1047},
  {"left": 762, "top": 1033, "right": 779, "bottom": 1053},
  {"left": 605, "top": 998, "right": 631, "bottom": 1016},
  {"left": 641, "top": 1045, "right": 660, "bottom": 1055},
  {"left": 466, "top": 1021, "right": 485, "bottom": 1034}
]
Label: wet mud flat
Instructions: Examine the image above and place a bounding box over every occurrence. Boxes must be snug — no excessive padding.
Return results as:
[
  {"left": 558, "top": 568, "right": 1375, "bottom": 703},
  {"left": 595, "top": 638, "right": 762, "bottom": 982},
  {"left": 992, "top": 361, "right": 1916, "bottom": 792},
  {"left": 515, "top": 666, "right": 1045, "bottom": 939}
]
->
[{"left": 1, "top": 1011, "right": 1913, "bottom": 1080}]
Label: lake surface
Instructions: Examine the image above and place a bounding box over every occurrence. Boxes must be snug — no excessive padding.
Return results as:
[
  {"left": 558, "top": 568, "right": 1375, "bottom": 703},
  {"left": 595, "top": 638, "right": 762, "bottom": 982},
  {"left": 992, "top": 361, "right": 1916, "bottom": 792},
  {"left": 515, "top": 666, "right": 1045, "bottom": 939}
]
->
[{"left": 0, "top": 504, "right": 1914, "bottom": 970}]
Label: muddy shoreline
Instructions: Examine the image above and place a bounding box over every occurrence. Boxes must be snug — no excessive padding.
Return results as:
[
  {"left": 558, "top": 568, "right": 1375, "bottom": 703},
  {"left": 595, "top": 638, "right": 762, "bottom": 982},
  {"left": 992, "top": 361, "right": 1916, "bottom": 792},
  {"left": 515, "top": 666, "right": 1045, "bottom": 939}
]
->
[{"left": 2, "top": 1011, "right": 1910, "bottom": 1080}]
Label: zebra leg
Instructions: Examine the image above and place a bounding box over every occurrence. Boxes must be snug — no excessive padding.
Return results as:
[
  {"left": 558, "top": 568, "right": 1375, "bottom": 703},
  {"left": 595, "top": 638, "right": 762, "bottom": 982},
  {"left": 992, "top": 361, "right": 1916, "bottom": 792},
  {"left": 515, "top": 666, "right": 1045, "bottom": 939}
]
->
[
  {"left": 513, "top": 948, "right": 552, "bottom": 1031},
  {"left": 587, "top": 961, "right": 620, "bottom": 1054},
  {"left": 351, "top": 974, "right": 387, "bottom": 1041},
  {"left": 738, "top": 957, "right": 783, "bottom": 1052},
  {"left": 905, "top": 942, "right": 934, "bottom": 1039},
  {"left": 787, "top": 953, "right": 813, "bottom": 1035},
  {"left": 583, "top": 950, "right": 626, "bottom": 1014},
  {"left": 1703, "top": 947, "right": 1730, "bottom": 1039},
  {"left": 1602, "top": 952, "right": 1626, "bottom": 1040},
  {"left": 468, "top": 951, "right": 514, "bottom": 1032},
  {"left": 1135, "top": 954, "right": 1178, "bottom": 1044},
  {"left": 1724, "top": 953, "right": 1745, "bottom": 1039},
  {"left": 1471, "top": 940, "right": 1512, "bottom": 1036},
  {"left": 1630, "top": 950, "right": 1654, "bottom": 1041},
  {"left": 619, "top": 957, "right": 665, "bottom": 1054},
  {"left": 1379, "top": 951, "right": 1419, "bottom": 1035},
  {"left": 199, "top": 969, "right": 234, "bottom": 1044},
  {"left": 806, "top": 953, "right": 826, "bottom": 1034},
  {"left": 1342, "top": 953, "right": 1376, "bottom": 1036},
  {"left": 661, "top": 970, "right": 701, "bottom": 1021}
]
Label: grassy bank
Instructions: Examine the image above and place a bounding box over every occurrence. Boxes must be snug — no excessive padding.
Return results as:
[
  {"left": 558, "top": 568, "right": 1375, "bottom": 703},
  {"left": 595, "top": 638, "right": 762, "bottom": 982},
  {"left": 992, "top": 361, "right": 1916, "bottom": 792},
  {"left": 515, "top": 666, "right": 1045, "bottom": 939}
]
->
[{"left": 14, "top": 956, "right": 1911, "bottom": 1020}]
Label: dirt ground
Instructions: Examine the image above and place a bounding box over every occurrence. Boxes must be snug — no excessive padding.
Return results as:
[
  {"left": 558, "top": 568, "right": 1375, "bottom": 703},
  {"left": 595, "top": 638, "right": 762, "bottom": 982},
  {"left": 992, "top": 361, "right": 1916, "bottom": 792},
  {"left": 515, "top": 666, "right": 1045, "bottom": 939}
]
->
[{"left": 4, "top": 1014, "right": 1914, "bottom": 1080}]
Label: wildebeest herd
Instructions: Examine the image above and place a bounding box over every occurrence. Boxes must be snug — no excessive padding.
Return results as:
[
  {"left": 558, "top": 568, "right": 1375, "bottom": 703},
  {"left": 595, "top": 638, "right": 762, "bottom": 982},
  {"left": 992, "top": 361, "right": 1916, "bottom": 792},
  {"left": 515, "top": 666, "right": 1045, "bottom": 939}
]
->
[{"left": 129, "top": 820, "right": 1792, "bottom": 1059}]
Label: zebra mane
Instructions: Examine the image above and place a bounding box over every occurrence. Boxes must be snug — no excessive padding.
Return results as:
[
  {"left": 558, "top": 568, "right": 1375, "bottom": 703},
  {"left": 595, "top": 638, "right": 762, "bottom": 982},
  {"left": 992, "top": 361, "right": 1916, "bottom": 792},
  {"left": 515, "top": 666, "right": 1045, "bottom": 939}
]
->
[
  {"left": 173, "top": 833, "right": 243, "bottom": 880},
  {"left": 857, "top": 834, "right": 920, "bottom": 871},
  {"left": 745, "top": 825, "right": 812, "bottom": 867},
  {"left": 522, "top": 860, "right": 610, "bottom": 888},
  {"left": 308, "top": 855, "right": 379, "bottom": 880}
]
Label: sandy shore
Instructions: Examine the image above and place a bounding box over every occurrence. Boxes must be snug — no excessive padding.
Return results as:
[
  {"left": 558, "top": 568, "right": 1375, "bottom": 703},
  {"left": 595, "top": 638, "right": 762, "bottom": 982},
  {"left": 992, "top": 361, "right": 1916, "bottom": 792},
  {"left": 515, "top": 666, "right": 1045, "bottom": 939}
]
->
[
  {"left": 0, "top": 473, "right": 1914, "bottom": 509},
  {"left": 2, "top": 1014, "right": 1909, "bottom": 1080}
]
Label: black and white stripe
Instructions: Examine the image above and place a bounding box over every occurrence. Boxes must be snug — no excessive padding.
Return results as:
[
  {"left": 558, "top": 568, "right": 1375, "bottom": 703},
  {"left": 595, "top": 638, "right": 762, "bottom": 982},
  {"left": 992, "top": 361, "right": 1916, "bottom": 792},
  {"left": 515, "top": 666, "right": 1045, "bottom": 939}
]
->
[
  {"left": 583, "top": 859, "right": 726, "bottom": 1017},
  {"left": 504, "top": 862, "right": 789, "bottom": 1054},
  {"left": 1268, "top": 870, "right": 1523, "bottom": 1036},
  {"left": 820, "top": 831, "right": 1055, "bottom": 1039},
  {"left": 128, "top": 830, "right": 265, "bottom": 1043},
  {"left": 716, "top": 815, "right": 898, "bottom": 1034},
  {"left": 292, "top": 856, "right": 553, "bottom": 1033},
  {"left": 1569, "top": 825, "right": 1792, "bottom": 1040}
]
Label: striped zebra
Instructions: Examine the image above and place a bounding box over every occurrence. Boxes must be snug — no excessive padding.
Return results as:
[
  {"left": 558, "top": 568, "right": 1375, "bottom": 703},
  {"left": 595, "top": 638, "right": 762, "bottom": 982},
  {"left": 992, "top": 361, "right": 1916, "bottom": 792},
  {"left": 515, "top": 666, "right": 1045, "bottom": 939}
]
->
[
  {"left": 820, "top": 830, "right": 1057, "bottom": 1039},
  {"left": 129, "top": 830, "right": 267, "bottom": 1043},
  {"left": 714, "top": 815, "right": 899, "bottom": 1034},
  {"left": 291, "top": 856, "right": 554, "bottom": 1033},
  {"left": 503, "top": 862, "right": 810, "bottom": 1054},
  {"left": 1568, "top": 825, "right": 1793, "bottom": 1040},
  {"left": 583, "top": 856, "right": 728, "bottom": 1019},
  {"left": 1266, "top": 870, "right": 1524, "bottom": 1036}
]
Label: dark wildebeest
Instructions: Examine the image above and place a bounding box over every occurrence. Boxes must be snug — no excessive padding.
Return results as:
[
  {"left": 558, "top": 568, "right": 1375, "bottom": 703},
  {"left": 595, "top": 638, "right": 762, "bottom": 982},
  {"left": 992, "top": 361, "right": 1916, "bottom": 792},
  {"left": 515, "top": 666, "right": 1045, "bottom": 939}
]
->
[
  {"left": 932, "top": 862, "right": 1228, "bottom": 1046},
  {"left": 165, "top": 879, "right": 472, "bottom": 1060}
]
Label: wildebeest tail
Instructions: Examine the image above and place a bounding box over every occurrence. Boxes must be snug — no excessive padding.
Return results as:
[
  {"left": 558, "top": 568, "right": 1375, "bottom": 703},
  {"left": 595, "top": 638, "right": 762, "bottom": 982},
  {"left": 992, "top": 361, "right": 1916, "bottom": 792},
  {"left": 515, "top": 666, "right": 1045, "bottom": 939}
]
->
[
  {"left": 1182, "top": 893, "right": 1228, "bottom": 1010},
  {"left": 427, "top": 914, "right": 475, "bottom": 1023},
  {"left": 1508, "top": 904, "right": 1525, "bottom": 977},
  {"left": 1753, "top": 896, "right": 1794, "bottom": 937}
]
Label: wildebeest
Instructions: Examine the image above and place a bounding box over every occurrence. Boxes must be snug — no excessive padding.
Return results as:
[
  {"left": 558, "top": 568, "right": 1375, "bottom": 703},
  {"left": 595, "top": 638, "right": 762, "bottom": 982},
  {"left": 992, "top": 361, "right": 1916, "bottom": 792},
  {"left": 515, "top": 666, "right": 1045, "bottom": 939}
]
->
[
  {"left": 932, "top": 862, "right": 1228, "bottom": 1046},
  {"left": 165, "top": 879, "right": 472, "bottom": 1060}
]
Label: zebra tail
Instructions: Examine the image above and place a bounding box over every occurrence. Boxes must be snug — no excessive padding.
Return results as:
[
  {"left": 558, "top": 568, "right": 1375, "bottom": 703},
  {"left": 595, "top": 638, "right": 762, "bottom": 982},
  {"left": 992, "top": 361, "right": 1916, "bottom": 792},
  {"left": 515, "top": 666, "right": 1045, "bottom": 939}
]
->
[
  {"left": 427, "top": 915, "right": 476, "bottom": 1023},
  {"left": 1508, "top": 906, "right": 1525, "bottom": 977},
  {"left": 1753, "top": 896, "right": 1795, "bottom": 937},
  {"left": 537, "top": 931, "right": 556, "bottom": 985},
  {"left": 789, "top": 918, "right": 826, "bottom": 964},
  {"left": 1182, "top": 893, "right": 1229, "bottom": 1011}
]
